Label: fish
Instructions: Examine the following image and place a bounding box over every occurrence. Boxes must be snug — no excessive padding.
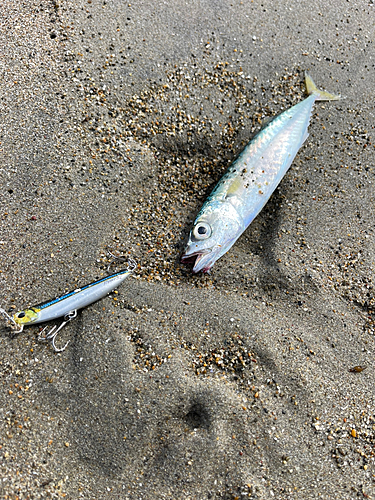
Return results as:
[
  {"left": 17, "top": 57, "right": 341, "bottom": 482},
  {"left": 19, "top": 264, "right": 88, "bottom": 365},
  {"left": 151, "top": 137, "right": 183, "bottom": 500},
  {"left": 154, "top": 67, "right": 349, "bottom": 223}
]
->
[
  {"left": 0, "top": 260, "right": 136, "bottom": 351},
  {"left": 181, "top": 73, "right": 339, "bottom": 273}
]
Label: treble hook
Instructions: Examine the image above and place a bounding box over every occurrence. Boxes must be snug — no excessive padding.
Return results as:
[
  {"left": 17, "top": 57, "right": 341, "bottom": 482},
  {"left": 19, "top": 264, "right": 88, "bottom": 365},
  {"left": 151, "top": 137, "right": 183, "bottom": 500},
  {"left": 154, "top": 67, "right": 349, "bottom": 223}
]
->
[
  {"left": 0, "top": 307, "right": 24, "bottom": 335},
  {"left": 106, "top": 250, "right": 137, "bottom": 273},
  {"left": 126, "top": 258, "right": 137, "bottom": 272},
  {"left": 38, "top": 310, "right": 77, "bottom": 352}
]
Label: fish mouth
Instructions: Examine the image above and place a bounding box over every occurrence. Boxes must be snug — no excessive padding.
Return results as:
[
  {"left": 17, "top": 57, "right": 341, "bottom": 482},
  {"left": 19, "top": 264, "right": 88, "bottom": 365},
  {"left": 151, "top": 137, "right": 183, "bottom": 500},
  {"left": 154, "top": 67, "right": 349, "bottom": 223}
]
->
[{"left": 181, "top": 249, "right": 215, "bottom": 273}]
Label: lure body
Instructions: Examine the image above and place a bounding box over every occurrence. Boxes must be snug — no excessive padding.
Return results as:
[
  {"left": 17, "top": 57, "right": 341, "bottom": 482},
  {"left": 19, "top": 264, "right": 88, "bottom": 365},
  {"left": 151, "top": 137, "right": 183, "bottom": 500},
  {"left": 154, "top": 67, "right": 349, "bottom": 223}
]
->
[
  {"left": 181, "top": 74, "right": 339, "bottom": 273},
  {"left": 12, "top": 268, "right": 134, "bottom": 328}
]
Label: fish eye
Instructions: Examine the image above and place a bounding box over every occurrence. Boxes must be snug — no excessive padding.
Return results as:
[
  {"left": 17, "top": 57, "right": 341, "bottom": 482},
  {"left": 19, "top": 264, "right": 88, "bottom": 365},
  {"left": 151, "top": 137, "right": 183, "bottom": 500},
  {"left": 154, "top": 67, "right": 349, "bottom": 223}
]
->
[
  {"left": 17, "top": 311, "right": 26, "bottom": 318},
  {"left": 193, "top": 222, "right": 212, "bottom": 240}
]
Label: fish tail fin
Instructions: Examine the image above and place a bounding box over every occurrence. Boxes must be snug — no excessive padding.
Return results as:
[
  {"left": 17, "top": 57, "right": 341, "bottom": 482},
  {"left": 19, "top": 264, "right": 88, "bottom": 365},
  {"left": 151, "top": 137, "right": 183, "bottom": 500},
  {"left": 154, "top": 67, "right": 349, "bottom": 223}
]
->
[{"left": 305, "top": 73, "right": 340, "bottom": 101}]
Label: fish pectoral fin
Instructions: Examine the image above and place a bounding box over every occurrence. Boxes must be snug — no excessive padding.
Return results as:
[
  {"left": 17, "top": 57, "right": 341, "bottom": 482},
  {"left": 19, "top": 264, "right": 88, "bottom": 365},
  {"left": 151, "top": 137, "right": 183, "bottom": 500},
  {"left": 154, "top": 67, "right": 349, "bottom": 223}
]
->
[{"left": 225, "top": 176, "right": 243, "bottom": 197}]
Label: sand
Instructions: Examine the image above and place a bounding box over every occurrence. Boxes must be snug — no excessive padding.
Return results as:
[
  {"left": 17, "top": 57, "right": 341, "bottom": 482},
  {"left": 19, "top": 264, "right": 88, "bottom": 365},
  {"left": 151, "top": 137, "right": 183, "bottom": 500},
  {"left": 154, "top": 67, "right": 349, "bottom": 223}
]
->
[{"left": 0, "top": 0, "right": 374, "bottom": 498}]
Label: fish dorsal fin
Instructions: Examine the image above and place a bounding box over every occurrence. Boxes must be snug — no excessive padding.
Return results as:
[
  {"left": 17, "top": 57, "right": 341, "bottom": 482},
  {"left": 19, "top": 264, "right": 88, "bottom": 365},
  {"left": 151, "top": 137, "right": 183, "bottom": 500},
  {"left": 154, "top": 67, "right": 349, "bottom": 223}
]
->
[{"left": 260, "top": 116, "right": 273, "bottom": 128}]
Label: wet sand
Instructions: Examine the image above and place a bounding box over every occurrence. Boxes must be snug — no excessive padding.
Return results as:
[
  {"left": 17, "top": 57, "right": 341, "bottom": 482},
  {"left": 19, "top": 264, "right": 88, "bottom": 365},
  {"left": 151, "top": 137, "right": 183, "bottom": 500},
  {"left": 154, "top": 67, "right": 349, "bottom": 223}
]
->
[{"left": 0, "top": 0, "right": 374, "bottom": 498}]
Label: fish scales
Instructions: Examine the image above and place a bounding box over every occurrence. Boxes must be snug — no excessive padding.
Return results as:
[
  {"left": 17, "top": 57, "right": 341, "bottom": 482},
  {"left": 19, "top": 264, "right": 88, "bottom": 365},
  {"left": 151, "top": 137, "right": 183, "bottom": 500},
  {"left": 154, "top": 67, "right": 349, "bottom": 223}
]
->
[
  {"left": 182, "top": 74, "right": 339, "bottom": 273},
  {"left": 206, "top": 95, "right": 315, "bottom": 226}
]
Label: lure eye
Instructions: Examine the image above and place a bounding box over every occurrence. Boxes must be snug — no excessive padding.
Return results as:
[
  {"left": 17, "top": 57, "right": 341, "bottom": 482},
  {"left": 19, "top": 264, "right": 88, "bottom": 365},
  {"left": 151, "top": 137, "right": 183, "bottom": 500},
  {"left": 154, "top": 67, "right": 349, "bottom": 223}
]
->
[
  {"left": 17, "top": 311, "right": 26, "bottom": 319},
  {"left": 193, "top": 222, "right": 212, "bottom": 240}
]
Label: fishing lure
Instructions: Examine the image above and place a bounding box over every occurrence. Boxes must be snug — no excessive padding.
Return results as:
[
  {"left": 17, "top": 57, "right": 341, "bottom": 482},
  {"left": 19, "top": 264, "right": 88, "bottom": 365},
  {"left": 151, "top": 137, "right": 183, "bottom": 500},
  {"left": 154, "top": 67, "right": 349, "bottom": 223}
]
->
[
  {"left": 181, "top": 73, "right": 340, "bottom": 273},
  {"left": 0, "top": 259, "right": 136, "bottom": 351}
]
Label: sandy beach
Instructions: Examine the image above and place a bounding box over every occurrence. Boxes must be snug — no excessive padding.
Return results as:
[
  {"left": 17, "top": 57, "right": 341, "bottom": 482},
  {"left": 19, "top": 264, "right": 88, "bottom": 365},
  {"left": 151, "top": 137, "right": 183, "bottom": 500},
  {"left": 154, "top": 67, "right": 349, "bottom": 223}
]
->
[{"left": 0, "top": 0, "right": 374, "bottom": 498}]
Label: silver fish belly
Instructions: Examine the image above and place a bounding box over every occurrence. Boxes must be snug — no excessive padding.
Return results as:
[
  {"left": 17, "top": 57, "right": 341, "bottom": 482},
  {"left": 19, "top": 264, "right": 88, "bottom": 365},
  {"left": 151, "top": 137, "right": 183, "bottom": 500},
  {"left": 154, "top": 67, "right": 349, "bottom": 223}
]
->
[{"left": 182, "top": 74, "right": 339, "bottom": 273}]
